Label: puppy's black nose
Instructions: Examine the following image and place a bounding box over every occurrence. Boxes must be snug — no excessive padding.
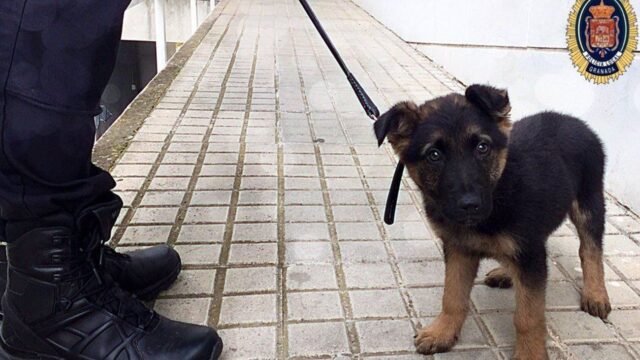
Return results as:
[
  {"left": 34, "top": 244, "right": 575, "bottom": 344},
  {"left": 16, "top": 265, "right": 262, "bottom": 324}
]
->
[{"left": 457, "top": 194, "right": 481, "bottom": 213}]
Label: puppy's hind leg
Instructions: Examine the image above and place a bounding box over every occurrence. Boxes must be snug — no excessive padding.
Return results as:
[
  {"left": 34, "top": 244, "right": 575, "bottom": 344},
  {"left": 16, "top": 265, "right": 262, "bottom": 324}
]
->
[
  {"left": 569, "top": 193, "right": 611, "bottom": 319},
  {"left": 484, "top": 266, "right": 513, "bottom": 288}
]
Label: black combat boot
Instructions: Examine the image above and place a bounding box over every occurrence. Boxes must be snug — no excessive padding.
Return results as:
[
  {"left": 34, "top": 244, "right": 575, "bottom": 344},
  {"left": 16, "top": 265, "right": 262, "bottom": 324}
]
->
[
  {"left": 0, "top": 199, "right": 222, "bottom": 359},
  {"left": 0, "top": 196, "right": 182, "bottom": 319}
]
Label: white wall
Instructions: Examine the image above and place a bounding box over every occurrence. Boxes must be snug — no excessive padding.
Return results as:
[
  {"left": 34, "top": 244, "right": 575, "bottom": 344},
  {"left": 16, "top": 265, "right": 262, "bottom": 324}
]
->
[
  {"left": 123, "top": 0, "right": 212, "bottom": 43},
  {"left": 354, "top": 0, "right": 640, "bottom": 213}
]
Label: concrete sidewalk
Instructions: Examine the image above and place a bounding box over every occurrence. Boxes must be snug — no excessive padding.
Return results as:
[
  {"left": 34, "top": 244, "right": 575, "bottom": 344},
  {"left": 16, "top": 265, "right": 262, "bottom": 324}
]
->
[{"left": 104, "top": 0, "right": 640, "bottom": 359}]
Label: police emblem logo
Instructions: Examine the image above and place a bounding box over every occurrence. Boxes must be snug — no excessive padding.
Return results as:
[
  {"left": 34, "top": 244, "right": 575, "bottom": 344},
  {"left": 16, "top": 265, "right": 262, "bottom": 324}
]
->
[{"left": 567, "top": 0, "right": 638, "bottom": 83}]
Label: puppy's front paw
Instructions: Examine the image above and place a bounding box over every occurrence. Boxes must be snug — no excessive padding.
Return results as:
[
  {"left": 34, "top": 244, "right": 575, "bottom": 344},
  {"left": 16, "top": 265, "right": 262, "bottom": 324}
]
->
[
  {"left": 484, "top": 266, "right": 512, "bottom": 288},
  {"left": 581, "top": 288, "right": 611, "bottom": 319},
  {"left": 414, "top": 321, "right": 458, "bottom": 355}
]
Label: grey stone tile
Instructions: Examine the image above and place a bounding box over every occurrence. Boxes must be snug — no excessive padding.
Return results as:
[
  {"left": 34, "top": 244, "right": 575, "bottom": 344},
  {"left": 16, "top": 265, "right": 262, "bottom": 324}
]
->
[
  {"left": 286, "top": 242, "right": 333, "bottom": 264},
  {"left": 377, "top": 205, "right": 423, "bottom": 222},
  {"left": 332, "top": 205, "right": 375, "bottom": 222},
  {"left": 608, "top": 309, "right": 640, "bottom": 340},
  {"left": 608, "top": 216, "right": 640, "bottom": 233},
  {"left": 285, "top": 205, "right": 327, "bottom": 222},
  {"left": 604, "top": 234, "right": 640, "bottom": 255},
  {"left": 284, "top": 177, "right": 322, "bottom": 190},
  {"left": 284, "top": 190, "right": 324, "bottom": 205},
  {"left": 285, "top": 222, "right": 330, "bottom": 241},
  {"left": 218, "top": 327, "right": 277, "bottom": 359},
  {"left": 567, "top": 344, "right": 634, "bottom": 360},
  {"left": 114, "top": 177, "right": 146, "bottom": 191},
  {"left": 324, "top": 166, "right": 359, "bottom": 177},
  {"left": 329, "top": 190, "right": 369, "bottom": 205},
  {"left": 287, "top": 264, "right": 338, "bottom": 290},
  {"left": 112, "top": 164, "right": 153, "bottom": 177},
  {"left": 555, "top": 256, "right": 620, "bottom": 281},
  {"left": 177, "top": 224, "right": 225, "bottom": 243},
  {"left": 200, "top": 164, "right": 237, "bottom": 176},
  {"left": 392, "top": 240, "right": 442, "bottom": 261},
  {"left": 115, "top": 191, "right": 138, "bottom": 211},
  {"left": 154, "top": 298, "right": 210, "bottom": 326},
  {"left": 603, "top": 280, "right": 640, "bottom": 307},
  {"left": 409, "top": 287, "right": 444, "bottom": 317},
  {"left": 224, "top": 266, "right": 278, "bottom": 294},
  {"left": 343, "top": 263, "right": 397, "bottom": 289},
  {"left": 173, "top": 244, "right": 221, "bottom": 265},
  {"left": 288, "top": 322, "right": 350, "bottom": 357},
  {"left": 156, "top": 164, "right": 195, "bottom": 177},
  {"left": 284, "top": 153, "right": 317, "bottom": 165},
  {"left": 219, "top": 294, "right": 277, "bottom": 325},
  {"left": 184, "top": 206, "right": 229, "bottom": 223},
  {"left": 398, "top": 261, "right": 445, "bottom": 287},
  {"left": 228, "top": 243, "right": 277, "bottom": 265},
  {"left": 325, "top": 177, "right": 364, "bottom": 190},
  {"left": 284, "top": 165, "right": 318, "bottom": 177},
  {"left": 118, "top": 152, "right": 158, "bottom": 164},
  {"left": 339, "top": 241, "right": 388, "bottom": 263},
  {"left": 235, "top": 205, "right": 277, "bottom": 222},
  {"left": 195, "top": 177, "right": 235, "bottom": 190},
  {"left": 190, "top": 191, "right": 233, "bottom": 205},
  {"left": 384, "top": 221, "right": 433, "bottom": 240},
  {"left": 471, "top": 285, "right": 515, "bottom": 312},
  {"left": 140, "top": 191, "right": 185, "bottom": 206},
  {"left": 350, "top": 289, "right": 408, "bottom": 318},
  {"left": 356, "top": 319, "right": 416, "bottom": 353},
  {"left": 335, "top": 222, "right": 381, "bottom": 241},
  {"left": 148, "top": 177, "right": 191, "bottom": 190},
  {"left": 287, "top": 291, "right": 344, "bottom": 321},
  {"left": 121, "top": 225, "right": 172, "bottom": 245},
  {"left": 479, "top": 312, "right": 517, "bottom": 346},
  {"left": 548, "top": 311, "right": 616, "bottom": 342},
  {"left": 233, "top": 223, "right": 278, "bottom": 242},
  {"left": 237, "top": 190, "right": 278, "bottom": 205},
  {"left": 607, "top": 256, "right": 640, "bottom": 279},
  {"left": 162, "top": 269, "right": 216, "bottom": 296},
  {"left": 130, "top": 207, "right": 179, "bottom": 224},
  {"left": 433, "top": 350, "right": 499, "bottom": 360},
  {"left": 162, "top": 152, "right": 200, "bottom": 164},
  {"left": 545, "top": 282, "right": 581, "bottom": 309}
]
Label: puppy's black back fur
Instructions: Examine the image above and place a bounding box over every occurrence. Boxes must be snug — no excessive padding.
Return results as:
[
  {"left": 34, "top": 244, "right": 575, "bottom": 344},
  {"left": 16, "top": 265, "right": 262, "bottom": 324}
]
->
[{"left": 487, "top": 111, "right": 605, "bottom": 239}]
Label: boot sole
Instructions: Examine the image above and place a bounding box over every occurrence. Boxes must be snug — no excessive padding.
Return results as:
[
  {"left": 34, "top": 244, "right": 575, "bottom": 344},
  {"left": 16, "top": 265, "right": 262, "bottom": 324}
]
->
[
  {"left": 1, "top": 335, "right": 224, "bottom": 360},
  {"left": 0, "top": 341, "right": 63, "bottom": 360},
  {"left": 135, "top": 261, "right": 182, "bottom": 301}
]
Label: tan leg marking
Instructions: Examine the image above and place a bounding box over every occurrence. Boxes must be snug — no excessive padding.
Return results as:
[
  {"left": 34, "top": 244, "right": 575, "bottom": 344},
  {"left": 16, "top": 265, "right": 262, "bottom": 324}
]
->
[
  {"left": 570, "top": 201, "right": 611, "bottom": 319},
  {"left": 579, "top": 242, "right": 611, "bottom": 318},
  {"left": 512, "top": 269, "right": 549, "bottom": 360},
  {"left": 484, "top": 266, "right": 513, "bottom": 288},
  {"left": 415, "top": 249, "right": 479, "bottom": 355}
]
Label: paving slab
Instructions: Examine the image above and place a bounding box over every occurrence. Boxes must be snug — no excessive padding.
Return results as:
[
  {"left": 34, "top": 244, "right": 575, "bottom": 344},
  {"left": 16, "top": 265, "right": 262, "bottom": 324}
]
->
[{"left": 94, "top": 0, "right": 640, "bottom": 358}]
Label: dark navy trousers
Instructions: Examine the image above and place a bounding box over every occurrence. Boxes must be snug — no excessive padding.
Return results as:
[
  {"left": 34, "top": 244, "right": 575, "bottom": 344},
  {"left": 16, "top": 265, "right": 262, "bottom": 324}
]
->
[{"left": 0, "top": 0, "right": 131, "bottom": 240}]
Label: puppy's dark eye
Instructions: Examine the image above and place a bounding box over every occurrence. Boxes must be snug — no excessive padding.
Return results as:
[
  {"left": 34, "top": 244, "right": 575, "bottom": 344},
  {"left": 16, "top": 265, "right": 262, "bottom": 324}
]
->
[
  {"left": 476, "top": 142, "right": 490, "bottom": 155},
  {"left": 426, "top": 149, "right": 442, "bottom": 162}
]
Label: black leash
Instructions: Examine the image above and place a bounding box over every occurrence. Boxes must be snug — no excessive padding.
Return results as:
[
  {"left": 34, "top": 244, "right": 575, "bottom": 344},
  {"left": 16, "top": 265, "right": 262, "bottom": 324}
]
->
[{"left": 298, "top": 0, "right": 403, "bottom": 225}]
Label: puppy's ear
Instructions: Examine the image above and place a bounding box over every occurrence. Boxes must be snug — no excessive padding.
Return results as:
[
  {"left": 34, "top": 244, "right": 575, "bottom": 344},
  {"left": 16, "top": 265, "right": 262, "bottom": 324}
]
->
[
  {"left": 374, "top": 101, "right": 420, "bottom": 147},
  {"left": 465, "top": 84, "right": 511, "bottom": 123}
]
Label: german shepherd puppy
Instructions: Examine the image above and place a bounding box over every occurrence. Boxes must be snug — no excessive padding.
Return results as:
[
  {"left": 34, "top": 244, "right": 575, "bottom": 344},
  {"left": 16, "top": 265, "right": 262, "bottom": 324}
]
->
[{"left": 374, "top": 85, "right": 610, "bottom": 360}]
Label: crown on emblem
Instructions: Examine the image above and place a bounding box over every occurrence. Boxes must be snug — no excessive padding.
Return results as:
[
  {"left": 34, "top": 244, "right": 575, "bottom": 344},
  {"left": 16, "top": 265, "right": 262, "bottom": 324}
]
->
[{"left": 589, "top": 0, "right": 616, "bottom": 18}]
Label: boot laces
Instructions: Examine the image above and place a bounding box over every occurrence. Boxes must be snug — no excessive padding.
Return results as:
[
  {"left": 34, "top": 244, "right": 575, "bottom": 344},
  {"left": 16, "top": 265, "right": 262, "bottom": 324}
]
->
[{"left": 56, "top": 231, "right": 155, "bottom": 329}]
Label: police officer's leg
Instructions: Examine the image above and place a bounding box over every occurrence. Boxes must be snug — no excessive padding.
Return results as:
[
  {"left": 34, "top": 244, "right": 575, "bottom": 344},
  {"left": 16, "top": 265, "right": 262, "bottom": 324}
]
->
[{"left": 0, "top": 1, "right": 222, "bottom": 358}]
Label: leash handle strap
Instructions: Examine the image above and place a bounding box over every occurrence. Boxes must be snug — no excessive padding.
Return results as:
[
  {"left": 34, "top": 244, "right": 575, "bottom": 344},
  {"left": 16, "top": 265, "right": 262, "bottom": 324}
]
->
[{"left": 299, "top": 0, "right": 402, "bottom": 224}]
